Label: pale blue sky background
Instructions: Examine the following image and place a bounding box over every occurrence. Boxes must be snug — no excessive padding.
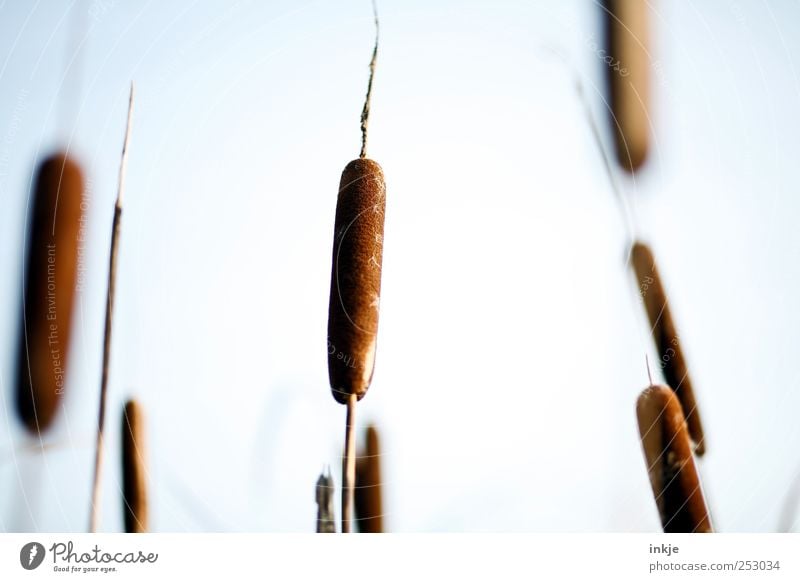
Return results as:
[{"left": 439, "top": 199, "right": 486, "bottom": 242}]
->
[{"left": 1, "top": 0, "right": 799, "bottom": 532}]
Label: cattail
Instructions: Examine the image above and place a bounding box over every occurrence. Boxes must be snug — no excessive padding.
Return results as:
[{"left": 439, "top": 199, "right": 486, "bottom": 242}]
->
[
  {"left": 603, "top": 0, "right": 651, "bottom": 172},
  {"left": 316, "top": 469, "right": 336, "bottom": 533},
  {"left": 327, "top": 158, "right": 386, "bottom": 405},
  {"left": 16, "top": 152, "right": 85, "bottom": 433},
  {"left": 121, "top": 399, "right": 148, "bottom": 533},
  {"left": 636, "top": 385, "right": 712, "bottom": 533},
  {"left": 354, "top": 424, "right": 384, "bottom": 533},
  {"left": 328, "top": 0, "right": 384, "bottom": 534},
  {"left": 631, "top": 241, "right": 705, "bottom": 455},
  {"left": 329, "top": 156, "right": 384, "bottom": 535}
]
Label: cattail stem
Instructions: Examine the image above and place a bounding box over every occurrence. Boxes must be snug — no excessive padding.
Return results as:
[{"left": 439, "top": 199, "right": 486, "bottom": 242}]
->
[
  {"left": 342, "top": 394, "right": 357, "bottom": 533},
  {"left": 359, "top": 0, "right": 379, "bottom": 158},
  {"left": 335, "top": 2, "right": 383, "bottom": 534},
  {"left": 89, "top": 83, "right": 134, "bottom": 532},
  {"left": 573, "top": 76, "right": 636, "bottom": 243}
]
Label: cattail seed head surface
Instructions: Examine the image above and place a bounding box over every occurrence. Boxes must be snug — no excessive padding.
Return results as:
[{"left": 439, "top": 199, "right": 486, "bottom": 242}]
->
[
  {"left": 17, "top": 152, "right": 85, "bottom": 432},
  {"left": 604, "top": 0, "right": 651, "bottom": 172},
  {"left": 121, "top": 400, "right": 148, "bottom": 533},
  {"left": 632, "top": 241, "right": 705, "bottom": 455},
  {"left": 636, "top": 385, "right": 712, "bottom": 533},
  {"left": 355, "top": 424, "right": 384, "bottom": 533},
  {"left": 328, "top": 158, "right": 386, "bottom": 404}
]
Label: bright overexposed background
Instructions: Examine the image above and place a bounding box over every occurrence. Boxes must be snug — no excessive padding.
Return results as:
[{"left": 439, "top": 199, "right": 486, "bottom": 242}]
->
[{"left": 1, "top": 0, "right": 799, "bottom": 532}]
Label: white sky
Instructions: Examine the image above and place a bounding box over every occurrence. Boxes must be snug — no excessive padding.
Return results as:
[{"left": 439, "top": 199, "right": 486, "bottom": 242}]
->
[{"left": 1, "top": 0, "right": 800, "bottom": 532}]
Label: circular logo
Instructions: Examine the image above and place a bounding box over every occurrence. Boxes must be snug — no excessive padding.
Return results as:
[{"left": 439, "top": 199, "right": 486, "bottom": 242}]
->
[{"left": 20, "top": 542, "right": 45, "bottom": 570}]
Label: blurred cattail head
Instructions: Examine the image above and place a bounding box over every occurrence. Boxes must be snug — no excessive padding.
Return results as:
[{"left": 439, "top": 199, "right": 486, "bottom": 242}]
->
[
  {"left": 17, "top": 152, "right": 85, "bottom": 433},
  {"left": 354, "top": 424, "right": 384, "bottom": 533},
  {"left": 316, "top": 468, "right": 336, "bottom": 533},
  {"left": 603, "top": 0, "right": 651, "bottom": 171},
  {"left": 636, "top": 385, "right": 712, "bottom": 533},
  {"left": 121, "top": 399, "right": 148, "bottom": 533},
  {"left": 632, "top": 241, "right": 706, "bottom": 455}
]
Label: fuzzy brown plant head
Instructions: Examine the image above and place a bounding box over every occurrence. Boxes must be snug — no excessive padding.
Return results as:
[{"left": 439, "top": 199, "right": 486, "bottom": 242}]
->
[
  {"left": 121, "top": 399, "right": 148, "bottom": 533},
  {"left": 17, "top": 151, "right": 85, "bottom": 433},
  {"left": 636, "top": 385, "right": 712, "bottom": 533}
]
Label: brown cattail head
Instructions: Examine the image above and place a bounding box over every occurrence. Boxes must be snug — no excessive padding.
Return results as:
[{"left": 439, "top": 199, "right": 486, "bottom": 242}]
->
[
  {"left": 328, "top": 158, "right": 386, "bottom": 404},
  {"left": 632, "top": 241, "right": 705, "bottom": 455},
  {"left": 355, "top": 424, "right": 384, "bottom": 533},
  {"left": 121, "top": 400, "right": 148, "bottom": 533},
  {"left": 603, "top": 0, "right": 651, "bottom": 172},
  {"left": 636, "top": 385, "right": 712, "bottom": 533},
  {"left": 16, "top": 152, "right": 85, "bottom": 433}
]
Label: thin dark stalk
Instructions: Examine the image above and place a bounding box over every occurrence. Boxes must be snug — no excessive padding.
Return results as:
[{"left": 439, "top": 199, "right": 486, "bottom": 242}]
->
[
  {"left": 359, "top": 0, "right": 379, "bottom": 159},
  {"left": 573, "top": 76, "right": 636, "bottom": 244},
  {"left": 89, "top": 83, "right": 134, "bottom": 532}
]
